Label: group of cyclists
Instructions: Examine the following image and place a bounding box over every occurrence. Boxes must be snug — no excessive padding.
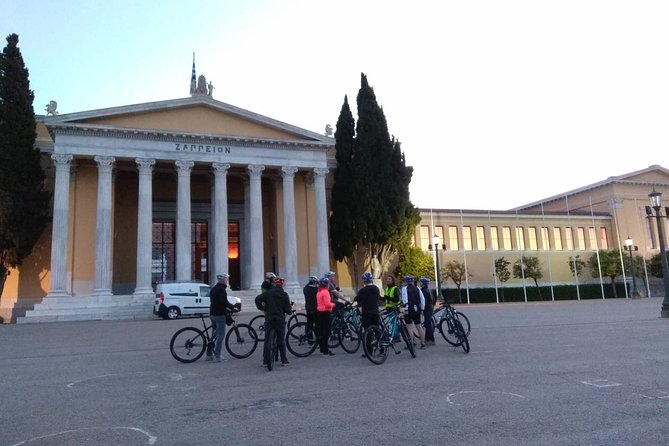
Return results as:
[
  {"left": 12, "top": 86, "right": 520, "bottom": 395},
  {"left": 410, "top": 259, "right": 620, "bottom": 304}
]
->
[{"left": 253, "top": 269, "right": 439, "bottom": 367}]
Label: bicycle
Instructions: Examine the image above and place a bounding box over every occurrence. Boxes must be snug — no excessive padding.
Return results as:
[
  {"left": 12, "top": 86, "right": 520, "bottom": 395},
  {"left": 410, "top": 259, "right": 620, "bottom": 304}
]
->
[
  {"left": 362, "top": 308, "right": 416, "bottom": 365},
  {"left": 249, "top": 302, "right": 307, "bottom": 342},
  {"left": 285, "top": 303, "right": 361, "bottom": 357},
  {"left": 432, "top": 301, "right": 471, "bottom": 345},
  {"left": 435, "top": 303, "right": 470, "bottom": 353},
  {"left": 170, "top": 312, "right": 258, "bottom": 363}
]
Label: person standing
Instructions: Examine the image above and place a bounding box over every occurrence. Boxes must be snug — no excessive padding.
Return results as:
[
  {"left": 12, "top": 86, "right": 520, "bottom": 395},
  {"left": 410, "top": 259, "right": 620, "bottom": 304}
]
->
[
  {"left": 303, "top": 276, "right": 319, "bottom": 340},
  {"left": 206, "top": 273, "right": 236, "bottom": 362},
  {"left": 324, "top": 270, "right": 346, "bottom": 302},
  {"left": 419, "top": 277, "right": 436, "bottom": 345},
  {"left": 382, "top": 275, "right": 401, "bottom": 341},
  {"left": 401, "top": 275, "right": 426, "bottom": 350},
  {"left": 255, "top": 276, "right": 292, "bottom": 367},
  {"left": 354, "top": 272, "right": 381, "bottom": 330},
  {"left": 316, "top": 277, "right": 336, "bottom": 356}
]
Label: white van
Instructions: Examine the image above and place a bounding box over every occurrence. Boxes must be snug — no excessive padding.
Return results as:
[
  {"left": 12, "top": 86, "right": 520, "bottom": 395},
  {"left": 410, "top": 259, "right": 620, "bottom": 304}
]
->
[{"left": 154, "top": 281, "right": 211, "bottom": 319}]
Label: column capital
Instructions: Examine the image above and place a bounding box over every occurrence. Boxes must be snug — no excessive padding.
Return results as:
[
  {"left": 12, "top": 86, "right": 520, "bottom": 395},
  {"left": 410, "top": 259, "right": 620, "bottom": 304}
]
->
[
  {"left": 94, "top": 156, "right": 115, "bottom": 172},
  {"left": 51, "top": 153, "right": 73, "bottom": 166},
  {"left": 248, "top": 164, "right": 265, "bottom": 178},
  {"left": 313, "top": 167, "right": 329, "bottom": 178},
  {"left": 212, "top": 162, "right": 231, "bottom": 175},
  {"left": 175, "top": 160, "right": 194, "bottom": 176},
  {"left": 281, "top": 166, "right": 298, "bottom": 178},
  {"left": 135, "top": 158, "right": 155, "bottom": 172}
]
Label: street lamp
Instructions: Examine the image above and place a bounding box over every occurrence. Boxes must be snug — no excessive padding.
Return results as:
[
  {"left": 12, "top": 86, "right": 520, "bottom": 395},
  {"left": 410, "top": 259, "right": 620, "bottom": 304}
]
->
[
  {"left": 432, "top": 234, "right": 442, "bottom": 302},
  {"left": 624, "top": 237, "right": 639, "bottom": 298},
  {"left": 648, "top": 189, "right": 669, "bottom": 317}
]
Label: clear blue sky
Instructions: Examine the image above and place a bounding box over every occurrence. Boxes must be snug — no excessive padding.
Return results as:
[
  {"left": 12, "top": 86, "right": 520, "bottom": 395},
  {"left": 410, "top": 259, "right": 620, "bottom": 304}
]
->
[{"left": 4, "top": 0, "right": 669, "bottom": 210}]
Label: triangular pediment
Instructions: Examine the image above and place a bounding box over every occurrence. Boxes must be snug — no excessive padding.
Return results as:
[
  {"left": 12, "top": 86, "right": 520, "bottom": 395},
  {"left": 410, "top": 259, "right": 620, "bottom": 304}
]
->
[{"left": 44, "top": 97, "right": 330, "bottom": 145}]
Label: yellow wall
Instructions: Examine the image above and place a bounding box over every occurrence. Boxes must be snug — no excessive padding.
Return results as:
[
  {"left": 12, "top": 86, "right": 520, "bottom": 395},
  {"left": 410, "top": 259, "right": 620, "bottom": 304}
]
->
[
  {"left": 70, "top": 163, "right": 98, "bottom": 295},
  {"left": 113, "top": 172, "right": 138, "bottom": 292}
]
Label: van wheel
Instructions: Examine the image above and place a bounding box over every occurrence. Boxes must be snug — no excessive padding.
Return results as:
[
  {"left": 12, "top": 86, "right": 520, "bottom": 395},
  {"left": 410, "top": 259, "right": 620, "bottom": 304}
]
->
[{"left": 166, "top": 306, "right": 181, "bottom": 320}]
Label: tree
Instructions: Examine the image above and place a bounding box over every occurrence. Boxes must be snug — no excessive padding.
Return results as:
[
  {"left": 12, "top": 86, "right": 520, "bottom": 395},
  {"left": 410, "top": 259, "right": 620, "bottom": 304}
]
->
[
  {"left": 649, "top": 252, "right": 669, "bottom": 278},
  {"left": 0, "top": 33, "right": 50, "bottom": 297},
  {"left": 442, "top": 260, "right": 471, "bottom": 303},
  {"left": 587, "top": 250, "right": 622, "bottom": 298},
  {"left": 494, "top": 257, "right": 511, "bottom": 302},
  {"left": 513, "top": 256, "right": 543, "bottom": 299},
  {"left": 329, "top": 73, "right": 420, "bottom": 290},
  {"left": 395, "top": 246, "right": 435, "bottom": 282},
  {"left": 567, "top": 254, "right": 586, "bottom": 277}
]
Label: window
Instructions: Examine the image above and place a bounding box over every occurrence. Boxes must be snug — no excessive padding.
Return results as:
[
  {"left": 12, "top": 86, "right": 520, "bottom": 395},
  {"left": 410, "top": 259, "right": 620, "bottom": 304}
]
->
[
  {"left": 588, "top": 227, "right": 597, "bottom": 250},
  {"left": 490, "top": 226, "right": 500, "bottom": 251},
  {"left": 515, "top": 227, "right": 525, "bottom": 251},
  {"left": 599, "top": 227, "right": 608, "bottom": 250},
  {"left": 476, "top": 226, "right": 486, "bottom": 251},
  {"left": 435, "top": 226, "right": 445, "bottom": 247},
  {"left": 528, "top": 227, "right": 538, "bottom": 251},
  {"left": 419, "top": 225, "right": 430, "bottom": 251},
  {"left": 541, "top": 227, "right": 550, "bottom": 251},
  {"left": 577, "top": 227, "right": 586, "bottom": 250},
  {"left": 152, "top": 221, "right": 175, "bottom": 283},
  {"left": 449, "top": 226, "right": 459, "bottom": 251},
  {"left": 553, "top": 227, "right": 563, "bottom": 251},
  {"left": 463, "top": 226, "right": 473, "bottom": 251},
  {"left": 502, "top": 226, "right": 512, "bottom": 251},
  {"left": 191, "top": 222, "right": 209, "bottom": 283},
  {"left": 565, "top": 227, "right": 574, "bottom": 250}
]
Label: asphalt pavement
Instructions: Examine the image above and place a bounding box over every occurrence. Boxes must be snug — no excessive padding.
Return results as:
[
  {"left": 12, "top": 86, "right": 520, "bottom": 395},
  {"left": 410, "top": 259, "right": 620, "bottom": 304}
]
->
[{"left": 1, "top": 297, "right": 668, "bottom": 445}]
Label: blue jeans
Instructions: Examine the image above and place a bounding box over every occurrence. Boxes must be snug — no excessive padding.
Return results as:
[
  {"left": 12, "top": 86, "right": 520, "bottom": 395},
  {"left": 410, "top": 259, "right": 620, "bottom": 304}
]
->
[{"left": 207, "top": 315, "right": 227, "bottom": 358}]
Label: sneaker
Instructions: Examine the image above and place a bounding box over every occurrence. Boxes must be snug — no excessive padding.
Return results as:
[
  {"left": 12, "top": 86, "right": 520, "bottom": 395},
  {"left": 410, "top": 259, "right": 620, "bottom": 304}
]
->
[
  {"left": 281, "top": 361, "right": 289, "bottom": 367},
  {"left": 213, "top": 357, "right": 227, "bottom": 363},
  {"left": 426, "top": 340, "right": 435, "bottom": 346},
  {"left": 205, "top": 356, "right": 213, "bottom": 361},
  {"left": 260, "top": 363, "right": 268, "bottom": 368},
  {"left": 327, "top": 352, "right": 336, "bottom": 357},
  {"left": 420, "top": 344, "right": 427, "bottom": 350}
]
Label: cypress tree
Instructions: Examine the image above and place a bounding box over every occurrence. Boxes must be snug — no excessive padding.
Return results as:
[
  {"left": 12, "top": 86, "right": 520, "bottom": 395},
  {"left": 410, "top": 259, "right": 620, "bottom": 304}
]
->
[
  {"left": 0, "top": 33, "right": 51, "bottom": 296},
  {"left": 330, "top": 73, "right": 419, "bottom": 289}
]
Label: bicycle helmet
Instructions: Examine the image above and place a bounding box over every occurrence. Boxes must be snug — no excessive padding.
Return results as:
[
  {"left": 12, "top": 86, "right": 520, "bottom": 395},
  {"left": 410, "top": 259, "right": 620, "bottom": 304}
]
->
[
  {"left": 325, "top": 271, "right": 336, "bottom": 277},
  {"left": 309, "top": 275, "right": 319, "bottom": 283},
  {"left": 274, "top": 276, "right": 285, "bottom": 287},
  {"left": 361, "top": 272, "right": 374, "bottom": 283},
  {"left": 265, "top": 272, "right": 276, "bottom": 280},
  {"left": 319, "top": 277, "right": 330, "bottom": 287},
  {"left": 419, "top": 277, "right": 430, "bottom": 285}
]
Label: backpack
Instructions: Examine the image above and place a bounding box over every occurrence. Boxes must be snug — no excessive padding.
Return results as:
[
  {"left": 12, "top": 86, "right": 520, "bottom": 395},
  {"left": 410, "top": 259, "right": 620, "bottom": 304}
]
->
[{"left": 407, "top": 286, "right": 422, "bottom": 314}]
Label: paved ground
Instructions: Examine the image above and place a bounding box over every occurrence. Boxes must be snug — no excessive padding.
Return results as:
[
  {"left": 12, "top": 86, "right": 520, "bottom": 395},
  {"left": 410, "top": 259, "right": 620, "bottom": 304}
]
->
[{"left": 1, "top": 297, "right": 668, "bottom": 445}]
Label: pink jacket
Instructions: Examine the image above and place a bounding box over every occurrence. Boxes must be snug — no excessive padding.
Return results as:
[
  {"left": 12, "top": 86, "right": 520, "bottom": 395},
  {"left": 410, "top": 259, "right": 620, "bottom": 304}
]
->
[{"left": 316, "top": 288, "right": 334, "bottom": 312}]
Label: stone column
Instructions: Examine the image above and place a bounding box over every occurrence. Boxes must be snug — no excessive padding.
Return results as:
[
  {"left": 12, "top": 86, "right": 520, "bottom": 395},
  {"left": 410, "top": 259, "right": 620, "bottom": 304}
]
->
[
  {"left": 47, "top": 154, "right": 73, "bottom": 298},
  {"left": 248, "top": 164, "right": 265, "bottom": 291},
  {"left": 93, "top": 156, "right": 115, "bottom": 297},
  {"left": 313, "top": 168, "right": 330, "bottom": 276},
  {"left": 176, "top": 160, "right": 194, "bottom": 281},
  {"left": 281, "top": 166, "right": 299, "bottom": 289},
  {"left": 212, "top": 163, "right": 230, "bottom": 278},
  {"left": 133, "top": 158, "right": 155, "bottom": 299}
]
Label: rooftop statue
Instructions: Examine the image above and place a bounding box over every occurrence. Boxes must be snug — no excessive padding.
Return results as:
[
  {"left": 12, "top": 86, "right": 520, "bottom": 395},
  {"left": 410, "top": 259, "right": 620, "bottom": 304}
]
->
[{"left": 45, "top": 100, "right": 59, "bottom": 116}]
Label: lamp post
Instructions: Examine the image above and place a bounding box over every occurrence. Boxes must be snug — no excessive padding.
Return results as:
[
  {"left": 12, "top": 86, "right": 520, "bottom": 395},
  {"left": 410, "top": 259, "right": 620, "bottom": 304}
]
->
[
  {"left": 624, "top": 237, "right": 639, "bottom": 298},
  {"left": 648, "top": 190, "right": 669, "bottom": 317},
  {"left": 432, "top": 234, "right": 442, "bottom": 302}
]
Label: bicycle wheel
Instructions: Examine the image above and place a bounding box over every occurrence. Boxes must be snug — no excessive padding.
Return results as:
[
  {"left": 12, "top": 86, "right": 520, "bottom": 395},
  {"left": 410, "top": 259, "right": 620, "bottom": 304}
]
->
[
  {"left": 363, "top": 325, "right": 389, "bottom": 365},
  {"left": 170, "top": 327, "right": 207, "bottom": 363},
  {"left": 327, "top": 315, "right": 342, "bottom": 349},
  {"left": 339, "top": 321, "right": 361, "bottom": 354},
  {"left": 438, "top": 317, "right": 461, "bottom": 346},
  {"left": 399, "top": 322, "right": 416, "bottom": 358},
  {"left": 285, "top": 322, "right": 318, "bottom": 357},
  {"left": 267, "top": 328, "right": 277, "bottom": 371},
  {"left": 453, "top": 319, "right": 470, "bottom": 353},
  {"left": 249, "top": 314, "right": 266, "bottom": 342},
  {"left": 225, "top": 324, "right": 258, "bottom": 359},
  {"left": 455, "top": 311, "right": 471, "bottom": 336},
  {"left": 287, "top": 312, "right": 307, "bottom": 330}
]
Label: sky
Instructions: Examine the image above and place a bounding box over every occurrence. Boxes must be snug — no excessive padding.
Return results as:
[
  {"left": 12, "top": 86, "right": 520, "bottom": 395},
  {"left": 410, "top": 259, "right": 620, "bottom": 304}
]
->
[{"left": 4, "top": 0, "right": 669, "bottom": 210}]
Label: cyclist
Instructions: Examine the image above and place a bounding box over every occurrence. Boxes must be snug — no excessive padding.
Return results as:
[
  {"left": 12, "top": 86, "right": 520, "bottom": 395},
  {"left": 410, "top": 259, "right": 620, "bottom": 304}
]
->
[
  {"left": 382, "top": 275, "right": 401, "bottom": 341},
  {"left": 255, "top": 276, "right": 292, "bottom": 367},
  {"left": 353, "top": 272, "right": 382, "bottom": 358},
  {"left": 401, "top": 275, "right": 426, "bottom": 350},
  {"left": 324, "top": 270, "right": 346, "bottom": 303},
  {"left": 261, "top": 272, "right": 276, "bottom": 293},
  {"left": 206, "top": 273, "right": 236, "bottom": 362},
  {"left": 419, "top": 277, "right": 436, "bottom": 346},
  {"left": 316, "top": 277, "right": 336, "bottom": 356},
  {"left": 303, "top": 276, "right": 319, "bottom": 340}
]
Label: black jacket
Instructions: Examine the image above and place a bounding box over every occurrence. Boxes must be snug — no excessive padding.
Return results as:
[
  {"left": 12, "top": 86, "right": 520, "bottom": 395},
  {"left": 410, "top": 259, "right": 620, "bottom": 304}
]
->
[
  {"left": 303, "top": 283, "right": 318, "bottom": 313},
  {"left": 354, "top": 284, "right": 381, "bottom": 315},
  {"left": 255, "top": 286, "right": 292, "bottom": 322},
  {"left": 210, "top": 283, "right": 234, "bottom": 316}
]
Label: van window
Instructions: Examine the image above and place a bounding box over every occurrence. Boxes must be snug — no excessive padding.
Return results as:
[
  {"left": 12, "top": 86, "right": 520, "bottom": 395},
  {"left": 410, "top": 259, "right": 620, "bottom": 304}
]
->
[{"left": 200, "top": 286, "right": 211, "bottom": 297}]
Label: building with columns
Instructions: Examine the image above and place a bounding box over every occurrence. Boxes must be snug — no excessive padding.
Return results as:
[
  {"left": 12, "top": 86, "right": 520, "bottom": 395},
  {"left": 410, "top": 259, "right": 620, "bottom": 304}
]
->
[{"left": 1, "top": 94, "right": 335, "bottom": 322}]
